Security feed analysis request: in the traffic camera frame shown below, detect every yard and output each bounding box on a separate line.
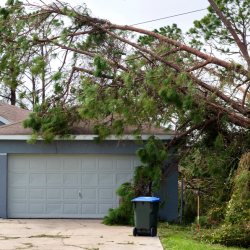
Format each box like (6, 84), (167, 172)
(158, 223), (247, 250)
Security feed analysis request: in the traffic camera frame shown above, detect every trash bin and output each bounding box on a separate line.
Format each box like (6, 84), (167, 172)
(132, 196), (160, 237)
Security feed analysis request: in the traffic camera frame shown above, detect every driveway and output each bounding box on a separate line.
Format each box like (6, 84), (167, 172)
(0, 219), (163, 250)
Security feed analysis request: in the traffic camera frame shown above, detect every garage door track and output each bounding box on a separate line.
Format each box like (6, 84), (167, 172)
(0, 219), (163, 250)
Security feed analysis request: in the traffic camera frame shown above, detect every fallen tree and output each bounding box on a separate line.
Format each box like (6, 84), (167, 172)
(1, 0), (250, 238)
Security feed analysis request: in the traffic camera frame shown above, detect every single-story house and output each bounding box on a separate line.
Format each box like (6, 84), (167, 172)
(0, 101), (178, 221)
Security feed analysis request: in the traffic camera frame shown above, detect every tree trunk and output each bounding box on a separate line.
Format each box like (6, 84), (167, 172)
(10, 88), (16, 106)
(32, 75), (35, 109)
(41, 45), (45, 103)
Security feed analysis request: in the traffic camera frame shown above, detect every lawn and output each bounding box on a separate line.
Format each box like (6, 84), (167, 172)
(158, 223), (247, 250)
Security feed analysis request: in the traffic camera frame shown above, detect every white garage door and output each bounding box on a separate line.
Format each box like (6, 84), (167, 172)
(8, 154), (140, 218)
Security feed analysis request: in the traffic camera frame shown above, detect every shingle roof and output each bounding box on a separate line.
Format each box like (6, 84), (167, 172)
(0, 121), (33, 135)
(0, 101), (177, 136)
(0, 101), (31, 123)
(70, 121), (177, 135)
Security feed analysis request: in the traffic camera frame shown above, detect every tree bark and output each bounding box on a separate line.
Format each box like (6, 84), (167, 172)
(10, 88), (16, 106)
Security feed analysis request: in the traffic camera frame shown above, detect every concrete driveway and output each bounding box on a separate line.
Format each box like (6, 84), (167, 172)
(0, 219), (163, 250)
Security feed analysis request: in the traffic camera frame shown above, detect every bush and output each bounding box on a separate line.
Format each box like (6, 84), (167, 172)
(199, 152), (250, 247)
(103, 182), (134, 226)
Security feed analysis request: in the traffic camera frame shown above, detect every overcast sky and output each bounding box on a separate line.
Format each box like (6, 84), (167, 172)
(0, 0), (209, 32)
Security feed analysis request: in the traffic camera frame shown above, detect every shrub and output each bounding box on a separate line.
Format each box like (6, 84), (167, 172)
(103, 182), (134, 226)
(199, 152), (250, 247)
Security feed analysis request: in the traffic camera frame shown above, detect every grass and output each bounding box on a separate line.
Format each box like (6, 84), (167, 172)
(158, 222), (247, 250)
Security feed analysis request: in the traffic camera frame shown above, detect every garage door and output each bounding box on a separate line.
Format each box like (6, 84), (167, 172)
(8, 154), (140, 218)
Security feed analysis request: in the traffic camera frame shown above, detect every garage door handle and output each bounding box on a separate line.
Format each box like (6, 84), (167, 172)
(79, 191), (82, 199)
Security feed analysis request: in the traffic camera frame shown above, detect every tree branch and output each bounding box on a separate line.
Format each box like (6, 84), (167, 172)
(208, 0), (250, 68)
(169, 117), (217, 147)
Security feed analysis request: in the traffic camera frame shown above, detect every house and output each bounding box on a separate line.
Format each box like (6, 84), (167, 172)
(0, 101), (178, 221)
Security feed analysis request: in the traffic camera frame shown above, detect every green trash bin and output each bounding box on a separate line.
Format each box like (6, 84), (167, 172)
(132, 197), (160, 237)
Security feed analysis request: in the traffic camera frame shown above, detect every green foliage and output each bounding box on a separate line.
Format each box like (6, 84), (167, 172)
(62, 6), (67, 13)
(0, 8), (10, 20)
(32, 34), (38, 43)
(138, 24), (182, 46)
(6, 0), (14, 6)
(159, 87), (183, 110)
(93, 55), (109, 77)
(51, 72), (62, 81)
(5, 3), (250, 244)
(103, 136), (173, 226)
(189, 0), (250, 56)
(22, 103), (78, 144)
(30, 57), (47, 76)
(159, 223), (244, 250)
(198, 152), (250, 247)
(214, 134), (224, 149)
(84, 31), (107, 48)
(103, 182), (134, 225)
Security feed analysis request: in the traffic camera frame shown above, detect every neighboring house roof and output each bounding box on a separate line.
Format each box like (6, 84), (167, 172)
(0, 101), (177, 139)
(0, 101), (31, 124)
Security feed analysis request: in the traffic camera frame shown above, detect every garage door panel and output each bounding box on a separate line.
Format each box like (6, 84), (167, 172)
(63, 173), (79, 185)
(30, 173), (45, 185)
(82, 158), (96, 170)
(30, 157), (45, 170)
(81, 188), (96, 199)
(9, 156), (28, 171)
(98, 158), (113, 170)
(12, 203), (26, 214)
(46, 173), (61, 185)
(99, 204), (113, 214)
(9, 188), (27, 200)
(64, 189), (78, 199)
(63, 157), (81, 170)
(82, 173), (97, 184)
(116, 173), (132, 185)
(30, 204), (44, 214)
(98, 174), (114, 185)
(8, 154), (138, 218)
(47, 189), (61, 199)
(46, 158), (61, 170)
(117, 158), (132, 170)
(30, 189), (44, 199)
(9, 173), (28, 186)
(82, 204), (96, 214)
(64, 204), (78, 214)
(99, 189), (113, 199)
(47, 203), (62, 214)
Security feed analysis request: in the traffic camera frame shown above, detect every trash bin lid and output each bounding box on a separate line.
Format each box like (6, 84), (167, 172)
(131, 197), (160, 202)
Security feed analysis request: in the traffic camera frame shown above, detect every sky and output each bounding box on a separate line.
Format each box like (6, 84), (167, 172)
(0, 0), (209, 32)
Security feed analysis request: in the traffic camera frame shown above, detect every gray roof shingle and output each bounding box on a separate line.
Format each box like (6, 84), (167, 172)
(0, 101), (177, 136)
(0, 101), (31, 123)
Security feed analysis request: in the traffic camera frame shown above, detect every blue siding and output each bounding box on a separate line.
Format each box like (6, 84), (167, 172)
(0, 121), (5, 126)
(154, 162), (178, 222)
(0, 154), (7, 218)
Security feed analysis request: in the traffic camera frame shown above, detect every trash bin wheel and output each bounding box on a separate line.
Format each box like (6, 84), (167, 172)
(133, 227), (137, 237)
(151, 227), (156, 237)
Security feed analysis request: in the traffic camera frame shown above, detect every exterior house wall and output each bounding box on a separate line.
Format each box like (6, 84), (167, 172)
(0, 154), (7, 218)
(154, 160), (178, 222)
(0, 140), (177, 220)
(0, 121), (5, 126)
